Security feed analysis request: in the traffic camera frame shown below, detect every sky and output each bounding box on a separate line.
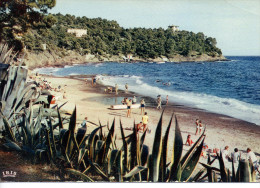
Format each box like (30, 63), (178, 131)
(49, 0), (260, 56)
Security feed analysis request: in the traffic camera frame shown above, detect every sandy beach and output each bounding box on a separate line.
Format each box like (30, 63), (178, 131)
(38, 74), (260, 176)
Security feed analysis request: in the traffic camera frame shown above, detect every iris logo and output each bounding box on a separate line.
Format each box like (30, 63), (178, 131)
(2, 170), (17, 178)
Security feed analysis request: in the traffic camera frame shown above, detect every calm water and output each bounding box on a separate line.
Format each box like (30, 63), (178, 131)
(37, 56), (260, 125)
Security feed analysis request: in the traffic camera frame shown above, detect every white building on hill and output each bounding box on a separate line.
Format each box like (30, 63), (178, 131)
(67, 29), (87, 37)
(168, 25), (179, 32)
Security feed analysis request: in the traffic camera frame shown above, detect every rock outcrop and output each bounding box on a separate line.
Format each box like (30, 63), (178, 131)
(25, 50), (227, 69)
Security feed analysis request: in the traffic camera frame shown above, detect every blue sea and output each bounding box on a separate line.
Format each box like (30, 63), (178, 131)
(36, 56), (260, 125)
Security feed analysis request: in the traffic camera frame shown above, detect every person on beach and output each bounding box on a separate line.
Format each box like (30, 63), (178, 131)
(125, 83), (128, 93)
(136, 122), (143, 132)
(132, 96), (137, 104)
(157, 95), (162, 109)
(63, 91), (67, 99)
(122, 97), (127, 105)
(57, 85), (61, 92)
(231, 148), (241, 163)
(92, 76), (96, 86)
(140, 99), (145, 115)
(185, 135), (194, 146)
(81, 117), (88, 128)
(142, 112), (149, 132)
(195, 119), (200, 135)
(246, 148), (260, 173)
(198, 120), (203, 134)
(231, 148), (241, 170)
(115, 84), (118, 95)
(222, 146), (231, 164)
(126, 99), (132, 118)
(166, 95), (169, 105)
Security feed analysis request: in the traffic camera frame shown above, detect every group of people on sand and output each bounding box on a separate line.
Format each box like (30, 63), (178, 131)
(135, 112), (149, 133)
(156, 95), (169, 110)
(185, 118), (260, 174)
(121, 96), (145, 118)
(120, 96), (149, 133)
(222, 146), (260, 172)
(195, 119), (203, 135)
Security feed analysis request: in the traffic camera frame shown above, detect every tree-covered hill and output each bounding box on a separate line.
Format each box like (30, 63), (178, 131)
(21, 13), (222, 60)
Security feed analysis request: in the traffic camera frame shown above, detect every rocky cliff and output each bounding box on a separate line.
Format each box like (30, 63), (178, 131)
(25, 50), (227, 69)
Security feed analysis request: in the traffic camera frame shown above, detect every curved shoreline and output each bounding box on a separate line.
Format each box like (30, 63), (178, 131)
(38, 74), (260, 157)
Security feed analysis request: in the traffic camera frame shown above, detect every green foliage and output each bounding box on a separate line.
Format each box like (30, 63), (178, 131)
(0, 0), (56, 51)
(2, 12), (222, 58)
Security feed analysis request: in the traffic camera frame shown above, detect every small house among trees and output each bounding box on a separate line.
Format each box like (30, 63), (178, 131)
(168, 25), (179, 32)
(67, 28), (87, 37)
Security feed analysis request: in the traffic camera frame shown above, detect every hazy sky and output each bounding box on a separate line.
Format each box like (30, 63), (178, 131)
(50, 0), (260, 56)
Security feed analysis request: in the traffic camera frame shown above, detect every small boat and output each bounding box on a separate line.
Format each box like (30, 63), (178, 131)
(110, 104), (141, 110)
(156, 61), (165, 64)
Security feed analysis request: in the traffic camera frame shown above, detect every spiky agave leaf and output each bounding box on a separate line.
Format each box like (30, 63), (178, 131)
(119, 119), (128, 172)
(180, 127), (206, 168)
(77, 148), (88, 167)
(140, 144), (149, 166)
(35, 149), (48, 163)
(65, 107), (77, 158)
(249, 159), (256, 182)
(108, 149), (119, 175)
(48, 117), (57, 157)
(159, 114), (173, 182)
(168, 115), (183, 181)
(99, 119), (104, 140)
(88, 125), (104, 161)
(45, 129), (54, 162)
(236, 159), (253, 182)
(76, 128), (87, 147)
(97, 118), (115, 165)
(180, 137), (206, 182)
(124, 166), (146, 179)
(217, 150), (228, 182)
(68, 107), (77, 135)
(0, 114), (16, 142)
(65, 168), (94, 182)
(3, 140), (22, 151)
(57, 107), (63, 130)
(190, 168), (206, 182)
(199, 162), (221, 182)
(149, 111), (163, 182)
(140, 129), (147, 150)
(197, 154), (218, 182)
(129, 121), (138, 170)
(115, 150), (123, 182)
(90, 162), (110, 181)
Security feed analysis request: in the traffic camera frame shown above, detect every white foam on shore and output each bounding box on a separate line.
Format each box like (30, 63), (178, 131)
(64, 65), (74, 68)
(97, 74), (260, 125)
(36, 67), (61, 74)
(68, 73), (79, 75)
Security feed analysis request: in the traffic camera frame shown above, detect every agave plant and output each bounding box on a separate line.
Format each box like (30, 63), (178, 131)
(0, 44), (39, 131)
(51, 108), (206, 182)
(0, 43), (69, 165)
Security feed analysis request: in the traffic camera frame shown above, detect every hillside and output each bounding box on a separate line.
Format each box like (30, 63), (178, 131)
(19, 14), (226, 67)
